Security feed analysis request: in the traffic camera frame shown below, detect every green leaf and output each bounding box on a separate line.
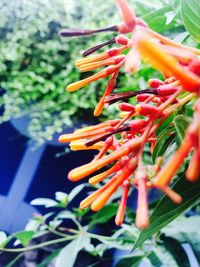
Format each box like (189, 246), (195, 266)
(55, 233), (90, 267)
(162, 216), (200, 265)
(68, 184), (85, 203)
(154, 244), (179, 267)
(174, 114), (190, 145)
(160, 235), (190, 267)
(30, 198), (58, 208)
(155, 133), (176, 163)
(37, 249), (60, 267)
(142, 5), (177, 33)
(14, 231), (34, 246)
(115, 256), (142, 267)
(89, 203), (118, 226)
(0, 231), (7, 245)
(181, 0), (200, 42)
(133, 175), (200, 250)
(147, 251), (163, 267)
(156, 114), (174, 137)
(153, 129), (175, 163)
(165, 11), (177, 25)
(55, 192), (68, 207)
(185, 233), (200, 265)
(5, 254), (24, 267)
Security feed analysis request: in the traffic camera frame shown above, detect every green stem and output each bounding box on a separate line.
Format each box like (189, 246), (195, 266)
(47, 227), (69, 238)
(0, 235), (77, 253)
(5, 253), (24, 267)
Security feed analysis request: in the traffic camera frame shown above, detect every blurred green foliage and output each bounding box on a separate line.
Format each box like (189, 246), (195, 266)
(0, 0), (193, 145)
(0, 0), (119, 144)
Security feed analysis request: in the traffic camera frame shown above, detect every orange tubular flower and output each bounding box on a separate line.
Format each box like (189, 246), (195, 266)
(135, 30), (200, 92)
(186, 149), (200, 182)
(115, 180), (130, 226)
(59, 0), (200, 228)
(153, 137), (193, 189)
(135, 169), (149, 229)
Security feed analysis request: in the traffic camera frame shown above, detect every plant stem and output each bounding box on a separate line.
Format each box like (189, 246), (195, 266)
(0, 235), (77, 253)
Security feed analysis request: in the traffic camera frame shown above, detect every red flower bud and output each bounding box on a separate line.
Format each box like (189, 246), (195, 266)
(148, 78), (164, 88)
(157, 84), (177, 96)
(119, 102), (136, 112)
(115, 35), (129, 46)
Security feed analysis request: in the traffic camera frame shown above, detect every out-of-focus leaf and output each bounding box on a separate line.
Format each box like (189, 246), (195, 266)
(55, 192), (67, 201)
(160, 235), (190, 267)
(115, 256), (142, 267)
(68, 184), (85, 203)
(89, 203), (118, 226)
(133, 175), (200, 250)
(25, 218), (41, 231)
(37, 249), (60, 267)
(174, 114), (190, 145)
(55, 192), (68, 205)
(154, 244), (179, 267)
(153, 129), (175, 163)
(156, 114), (174, 136)
(162, 216), (200, 265)
(55, 233), (90, 267)
(165, 11), (177, 25)
(14, 231), (35, 246)
(181, 0), (200, 42)
(5, 253), (23, 267)
(142, 6), (177, 32)
(0, 231), (7, 245)
(30, 198), (58, 208)
(147, 251), (163, 267)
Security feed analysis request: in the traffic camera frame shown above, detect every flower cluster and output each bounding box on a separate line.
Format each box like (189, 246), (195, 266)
(59, 0), (200, 228)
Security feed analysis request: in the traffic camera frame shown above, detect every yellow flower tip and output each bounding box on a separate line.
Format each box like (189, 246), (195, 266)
(93, 102), (104, 117)
(66, 81), (83, 92)
(70, 140), (104, 151)
(58, 134), (71, 143)
(69, 140), (85, 151)
(119, 111), (129, 118)
(75, 52), (108, 67)
(79, 201), (88, 210)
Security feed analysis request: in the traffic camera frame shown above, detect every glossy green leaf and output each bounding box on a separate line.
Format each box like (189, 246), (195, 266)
(156, 114), (174, 137)
(133, 176), (200, 250)
(181, 0), (200, 42)
(174, 114), (190, 145)
(153, 129), (175, 163)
